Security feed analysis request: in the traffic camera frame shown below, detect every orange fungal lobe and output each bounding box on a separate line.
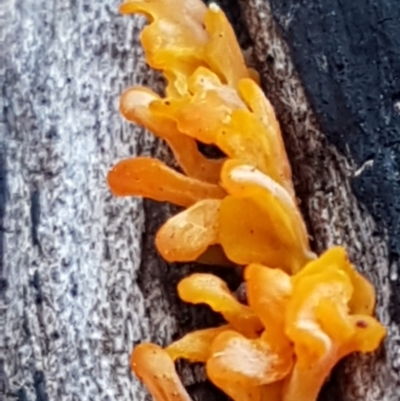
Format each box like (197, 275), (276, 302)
(155, 199), (221, 262)
(107, 157), (225, 207)
(131, 343), (193, 401)
(166, 325), (230, 363)
(178, 273), (263, 338)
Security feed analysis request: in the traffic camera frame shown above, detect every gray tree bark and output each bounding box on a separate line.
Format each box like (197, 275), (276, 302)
(1, 0), (398, 401)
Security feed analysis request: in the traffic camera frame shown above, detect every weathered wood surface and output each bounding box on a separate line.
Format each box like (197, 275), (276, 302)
(1, 2), (161, 400)
(1, 0), (399, 400)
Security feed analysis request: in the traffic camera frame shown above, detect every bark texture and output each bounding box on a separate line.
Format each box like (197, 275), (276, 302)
(2, 2), (161, 400)
(1, 0), (399, 401)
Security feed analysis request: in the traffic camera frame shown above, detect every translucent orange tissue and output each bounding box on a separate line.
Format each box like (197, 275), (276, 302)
(107, 157), (225, 207)
(149, 67), (246, 145)
(178, 273), (262, 338)
(155, 199), (221, 262)
(206, 331), (289, 401)
(166, 325), (230, 363)
(283, 249), (386, 401)
(218, 159), (314, 272)
(109, 1), (387, 401)
(131, 343), (193, 401)
(120, 0), (208, 97)
(119, 86), (223, 184)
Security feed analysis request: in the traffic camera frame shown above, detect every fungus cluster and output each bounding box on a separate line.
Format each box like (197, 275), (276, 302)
(108, 1), (386, 400)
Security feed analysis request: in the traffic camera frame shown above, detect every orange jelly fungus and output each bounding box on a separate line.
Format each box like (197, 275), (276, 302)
(107, 157), (225, 208)
(119, 86), (223, 184)
(166, 325), (230, 363)
(208, 330), (292, 387)
(131, 343), (192, 401)
(155, 199), (221, 262)
(149, 67), (246, 145)
(218, 159), (314, 272)
(109, 1), (386, 401)
(283, 249), (386, 401)
(178, 273), (263, 338)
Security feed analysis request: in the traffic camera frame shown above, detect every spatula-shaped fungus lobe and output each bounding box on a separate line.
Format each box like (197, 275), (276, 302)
(238, 78), (293, 195)
(155, 199), (221, 262)
(119, 86), (223, 184)
(204, 3), (249, 87)
(245, 264), (294, 360)
(166, 325), (230, 363)
(107, 157), (225, 207)
(120, 0), (208, 96)
(207, 331), (291, 389)
(218, 159), (315, 272)
(206, 333), (286, 401)
(178, 273), (263, 338)
(120, 1), (250, 96)
(131, 343), (193, 401)
(292, 246), (376, 315)
(283, 248), (386, 401)
(216, 109), (287, 191)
